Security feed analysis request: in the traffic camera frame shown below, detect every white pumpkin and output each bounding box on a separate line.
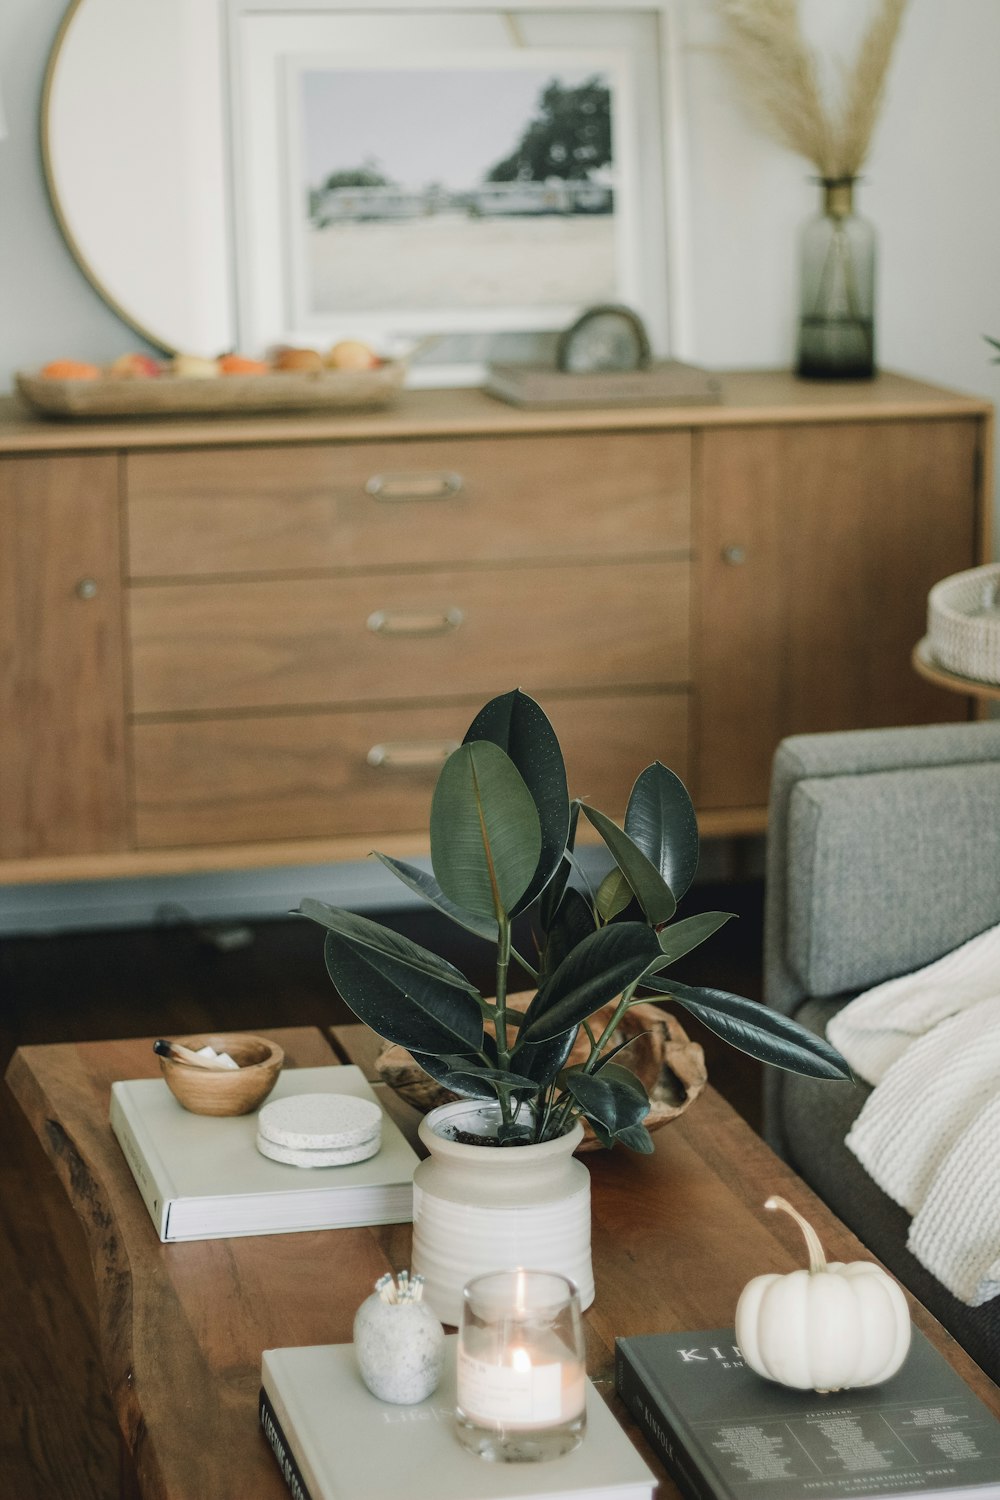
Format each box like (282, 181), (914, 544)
(735, 1195), (911, 1392)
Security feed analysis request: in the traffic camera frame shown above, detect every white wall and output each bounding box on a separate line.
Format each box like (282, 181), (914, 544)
(0, 0), (997, 931)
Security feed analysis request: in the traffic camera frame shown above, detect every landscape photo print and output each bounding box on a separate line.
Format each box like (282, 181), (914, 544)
(283, 51), (640, 335)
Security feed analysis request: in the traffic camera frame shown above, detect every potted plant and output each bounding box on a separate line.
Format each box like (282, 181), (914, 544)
(300, 689), (849, 1321)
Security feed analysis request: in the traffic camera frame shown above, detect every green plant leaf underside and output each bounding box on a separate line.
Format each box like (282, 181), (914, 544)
(581, 804), (676, 927)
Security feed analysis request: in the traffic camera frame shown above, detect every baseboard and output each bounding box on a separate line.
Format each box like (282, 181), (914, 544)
(0, 839), (756, 937)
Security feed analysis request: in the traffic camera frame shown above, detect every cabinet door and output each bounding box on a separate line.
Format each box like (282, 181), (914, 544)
(696, 419), (980, 811)
(0, 455), (128, 859)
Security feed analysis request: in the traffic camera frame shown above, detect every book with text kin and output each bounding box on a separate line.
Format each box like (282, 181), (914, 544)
(615, 1325), (1000, 1500)
(110, 1065), (417, 1242)
(261, 1337), (655, 1500)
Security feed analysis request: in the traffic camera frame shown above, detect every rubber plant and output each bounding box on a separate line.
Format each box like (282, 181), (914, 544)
(300, 690), (850, 1150)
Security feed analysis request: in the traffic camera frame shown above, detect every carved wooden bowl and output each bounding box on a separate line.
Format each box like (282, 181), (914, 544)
(374, 999), (707, 1150)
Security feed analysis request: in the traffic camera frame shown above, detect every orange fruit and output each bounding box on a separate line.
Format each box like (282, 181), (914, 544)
(41, 359), (101, 380)
(219, 354), (269, 375)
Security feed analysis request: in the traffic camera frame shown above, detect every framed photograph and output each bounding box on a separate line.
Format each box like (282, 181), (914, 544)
(228, 2), (687, 381)
(283, 51), (639, 337)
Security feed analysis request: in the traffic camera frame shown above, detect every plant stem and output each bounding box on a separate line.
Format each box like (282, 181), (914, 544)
(581, 982), (639, 1073)
(494, 915), (513, 1127)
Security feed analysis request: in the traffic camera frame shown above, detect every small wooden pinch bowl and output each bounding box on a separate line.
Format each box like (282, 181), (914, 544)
(158, 1033), (284, 1116)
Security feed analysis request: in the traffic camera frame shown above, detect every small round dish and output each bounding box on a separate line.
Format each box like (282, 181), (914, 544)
(158, 1033), (284, 1116)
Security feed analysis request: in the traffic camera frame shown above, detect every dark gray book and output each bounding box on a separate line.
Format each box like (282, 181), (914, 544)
(615, 1326), (1000, 1500)
(261, 1336), (655, 1500)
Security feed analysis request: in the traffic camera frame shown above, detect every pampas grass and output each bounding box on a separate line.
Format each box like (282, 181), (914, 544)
(717, 0), (908, 180)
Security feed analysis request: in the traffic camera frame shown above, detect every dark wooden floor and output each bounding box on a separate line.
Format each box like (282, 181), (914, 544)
(0, 880), (763, 1498)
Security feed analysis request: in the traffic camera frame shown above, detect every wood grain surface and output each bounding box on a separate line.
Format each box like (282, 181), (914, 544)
(7, 1025), (999, 1500)
(125, 431), (691, 578)
(130, 691), (689, 849)
(0, 453), (128, 859)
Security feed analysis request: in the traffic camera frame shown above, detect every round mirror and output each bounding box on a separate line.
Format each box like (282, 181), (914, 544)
(44, 0), (234, 355)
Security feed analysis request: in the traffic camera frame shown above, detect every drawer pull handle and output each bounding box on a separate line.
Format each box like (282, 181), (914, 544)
(721, 543), (747, 566)
(367, 606), (464, 638)
(367, 740), (459, 770)
(75, 577), (99, 600)
(365, 472), (464, 502)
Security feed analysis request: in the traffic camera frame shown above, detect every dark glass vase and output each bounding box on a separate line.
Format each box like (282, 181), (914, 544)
(796, 178), (876, 380)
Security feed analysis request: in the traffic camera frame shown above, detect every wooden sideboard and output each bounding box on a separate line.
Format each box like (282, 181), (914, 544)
(0, 371), (991, 885)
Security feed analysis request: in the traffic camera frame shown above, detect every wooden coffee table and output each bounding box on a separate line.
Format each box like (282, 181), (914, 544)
(6, 1026), (999, 1500)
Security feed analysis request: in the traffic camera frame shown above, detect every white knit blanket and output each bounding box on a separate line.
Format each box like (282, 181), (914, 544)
(826, 922), (1000, 1307)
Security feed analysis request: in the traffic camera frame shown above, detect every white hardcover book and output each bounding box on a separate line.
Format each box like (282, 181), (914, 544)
(260, 1337), (656, 1500)
(110, 1065), (418, 1242)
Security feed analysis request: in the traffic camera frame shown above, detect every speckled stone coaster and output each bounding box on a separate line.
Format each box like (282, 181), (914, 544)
(255, 1132), (382, 1168)
(257, 1092), (382, 1150)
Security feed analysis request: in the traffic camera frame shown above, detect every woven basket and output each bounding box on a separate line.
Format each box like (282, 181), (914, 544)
(927, 563), (1000, 684)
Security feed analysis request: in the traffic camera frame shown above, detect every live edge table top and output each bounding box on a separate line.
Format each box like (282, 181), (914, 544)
(6, 1026), (999, 1500)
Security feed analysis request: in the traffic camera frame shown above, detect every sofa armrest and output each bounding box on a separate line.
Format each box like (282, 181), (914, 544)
(765, 722), (1000, 1017)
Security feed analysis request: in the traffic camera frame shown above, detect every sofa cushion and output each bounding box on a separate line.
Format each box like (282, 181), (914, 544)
(778, 997), (1000, 1385)
(786, 763), (1000, 1000)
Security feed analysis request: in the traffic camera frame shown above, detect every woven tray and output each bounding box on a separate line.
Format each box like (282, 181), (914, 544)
(927, 563), (1000, 684)
(15, 360), (406, 419)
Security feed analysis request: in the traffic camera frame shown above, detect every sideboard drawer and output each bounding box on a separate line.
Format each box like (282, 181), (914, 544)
(131, 692), (690, 848)
(125, 431), (691, 578)
(129, 560), (688, 714)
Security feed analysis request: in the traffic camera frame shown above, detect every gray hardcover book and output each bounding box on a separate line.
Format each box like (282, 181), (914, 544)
(110, 1065), (417, 1241)
(616, 1326), (1000, 1500)
(261, 1337), (655, 1500)
(485, 361), (722, 410)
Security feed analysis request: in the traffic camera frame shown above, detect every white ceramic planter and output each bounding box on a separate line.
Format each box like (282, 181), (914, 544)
(411, 1100), (593, 1326)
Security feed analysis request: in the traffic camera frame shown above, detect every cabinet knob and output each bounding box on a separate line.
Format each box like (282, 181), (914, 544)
(75, 577), (99, 599)
(720, 544), (747, 566)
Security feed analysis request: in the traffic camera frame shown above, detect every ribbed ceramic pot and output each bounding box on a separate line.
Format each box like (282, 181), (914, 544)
(411, 1100), (593, 1326)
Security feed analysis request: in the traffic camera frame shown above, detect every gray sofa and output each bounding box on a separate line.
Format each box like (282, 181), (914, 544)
(764, 721), (1000, 1384)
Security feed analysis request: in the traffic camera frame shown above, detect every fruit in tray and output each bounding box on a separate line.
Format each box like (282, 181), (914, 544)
(325, 339), (379, 371)
(40, 359), (101, 380)
(274, 346), (324, 373)
(218, 353), (270, 375)
(171, 353), (220, 379)
(107, 352), (161, 379)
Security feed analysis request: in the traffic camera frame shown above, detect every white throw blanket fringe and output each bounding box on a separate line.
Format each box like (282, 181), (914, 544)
(826, 921), (1000, 1308)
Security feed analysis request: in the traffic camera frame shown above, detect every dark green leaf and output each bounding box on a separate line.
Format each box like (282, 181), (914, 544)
(642, 977), (853, 1080)
(655, 911), (734, 964)
(562, 1069), (651, 1133)
(589, 1061), (649, 1098)
(615, 1123), (656, 1154)
(581, 805), (676, 927)
(463, 689), (571, 914)
(518, 922), (663, 1044)
(592, 1032), (650, 1070)
(372, 853), (498, 942)
(538, 801), (581, 934)
(498, 1121), (534, 1145)
(510, 1025), (580, 1089)
(540, 887), (595, 977)
(625, 762), (699, 902)
(430, 741), (541, 921)
(415, 1051), (497, 1101)
(299, 901), (483, 1057)
(440, 1066), (539, 1095)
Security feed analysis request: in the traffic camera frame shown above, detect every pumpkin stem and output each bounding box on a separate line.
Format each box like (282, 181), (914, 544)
(765, 1195), (828, 1274)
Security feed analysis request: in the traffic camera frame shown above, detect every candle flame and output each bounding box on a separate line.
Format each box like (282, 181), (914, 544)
(511, 1345), (532, 1373)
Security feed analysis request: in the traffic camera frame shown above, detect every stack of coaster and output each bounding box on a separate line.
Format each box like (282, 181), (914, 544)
(256, 1092), (383, 1168)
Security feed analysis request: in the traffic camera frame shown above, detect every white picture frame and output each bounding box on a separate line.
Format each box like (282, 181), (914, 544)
(227, 0), (689, 382)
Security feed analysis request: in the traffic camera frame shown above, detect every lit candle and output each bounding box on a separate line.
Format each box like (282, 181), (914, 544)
(455, 1269), (587, 1461)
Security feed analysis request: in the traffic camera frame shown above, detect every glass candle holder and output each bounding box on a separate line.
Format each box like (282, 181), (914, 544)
(455, 1269), (586, 1463)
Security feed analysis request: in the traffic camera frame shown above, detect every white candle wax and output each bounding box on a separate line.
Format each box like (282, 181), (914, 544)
(457, 1341), (586, 1431)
